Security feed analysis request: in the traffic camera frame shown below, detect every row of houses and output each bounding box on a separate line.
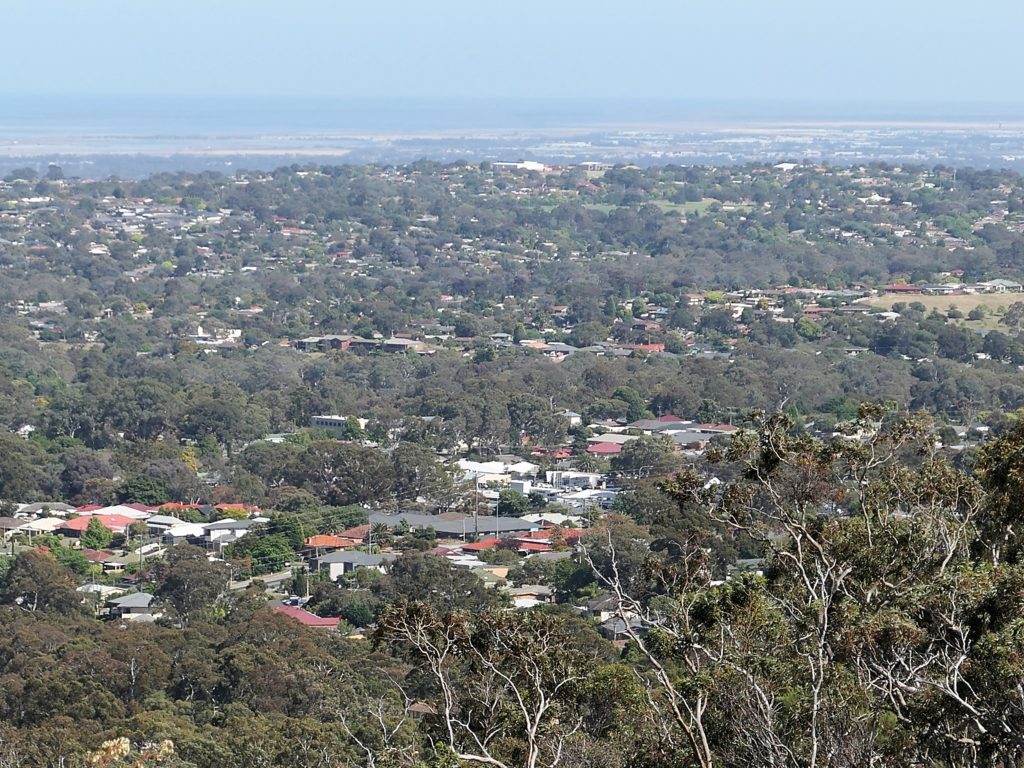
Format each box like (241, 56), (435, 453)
(292, 335), (433, 354)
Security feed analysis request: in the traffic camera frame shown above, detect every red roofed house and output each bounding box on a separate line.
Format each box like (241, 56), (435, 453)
(160, 502), (201, 513)
(123, 503), (160, 513)
(338, 524), (371, 542)
(531, 447), (572, 460)
(516, 541), (553, 554)
(587, 441), (623, 456)
(461, 538), (501, 553)
(517, 529), (584, 547)
(518, 530), (552, 541)
(302, 534), (351, 555)
(62, 514), (136, 536)
(272, 604), (341, 629)
(215, 503), (260, 514)
(82, 548), (113, 563)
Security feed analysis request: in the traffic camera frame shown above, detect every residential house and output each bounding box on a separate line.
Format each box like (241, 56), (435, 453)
(506, 584), (554, 608)
(106, 592), (159, 621)
(599, 616), (649, 642)
(310, 414), (368, 437)
(382, 337), (431, 354)
(585, 594), (633, 623)
(0, 517), (25, 540)
(145, 514), (193, 537)
(272, 604), (342, 629)
(312, 551), (395, 581)
(587, 441), (623, 456)
(17, 517), (65, 537)
(204, 517), (264, 543)
(61, 513), (136, 537)
(980, 278), (1023, 292)
(17, 501), (75, 517)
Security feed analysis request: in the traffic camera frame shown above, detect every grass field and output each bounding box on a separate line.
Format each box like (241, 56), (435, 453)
(863, 292), (1024, 331)
(863, 292), (1022, 314)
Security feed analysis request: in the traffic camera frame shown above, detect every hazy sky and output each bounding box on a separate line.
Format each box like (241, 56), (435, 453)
(3, 0), (1021, 107)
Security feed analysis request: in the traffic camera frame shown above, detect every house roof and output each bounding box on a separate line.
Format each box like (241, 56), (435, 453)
(108, 592), (155, 608)
(304, 534), (351, 549)
(17, 502), (75, 515)
(507, 584), (552, 597)
(205, 518), (261, 531)
(272, 604), (341, 627)
(517, 541), (553, 553)
(587, 442), (623, 455)
(587, 433), (638, 445)
(146, 514), (190, 527)
(337, 524), (371, 540)
(586, 594), (618, 611)
(369, 512), (535, 536)
(0, 517), (24, 531)
(19, 517), (64, 532)
(314, 551), (392, 567)
(92, 504), (151, 519)
(461, 538), (501, 552)
(122, 503), (160, 513)
(63, 514), (136, 532)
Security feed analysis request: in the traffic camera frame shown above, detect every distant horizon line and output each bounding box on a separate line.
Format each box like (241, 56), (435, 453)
(4, 94), (1024, 115)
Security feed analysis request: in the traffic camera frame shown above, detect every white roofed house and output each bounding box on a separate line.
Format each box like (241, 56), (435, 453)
(86, 504), (152, 520)
(979, 279), (1023, 292)
(18, 517), (65, 538)
(203, 517), (268, 551)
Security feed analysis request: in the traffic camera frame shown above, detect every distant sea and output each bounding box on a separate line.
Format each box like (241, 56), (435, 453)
(4, 95), (1024, 139)
(4, 96), (1024, 177)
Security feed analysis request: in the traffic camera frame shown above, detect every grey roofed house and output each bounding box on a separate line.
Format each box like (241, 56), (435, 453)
(107, 592), (157, 618)
(585, 594), (619, 616)
(628, 419), (695, 432)
(598, 616), (648, 641)
(109, 591), (155, 609)
(312, 550), (397, 580)
(0, 517), (25, 536)
(205, 518), (260, 531)
(544, 342), (579, 355)
(145, 514), (191, 530)
(314, 551), (391, 567)
(526, 550), (573, 563)
(17, 501), (76, 516)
